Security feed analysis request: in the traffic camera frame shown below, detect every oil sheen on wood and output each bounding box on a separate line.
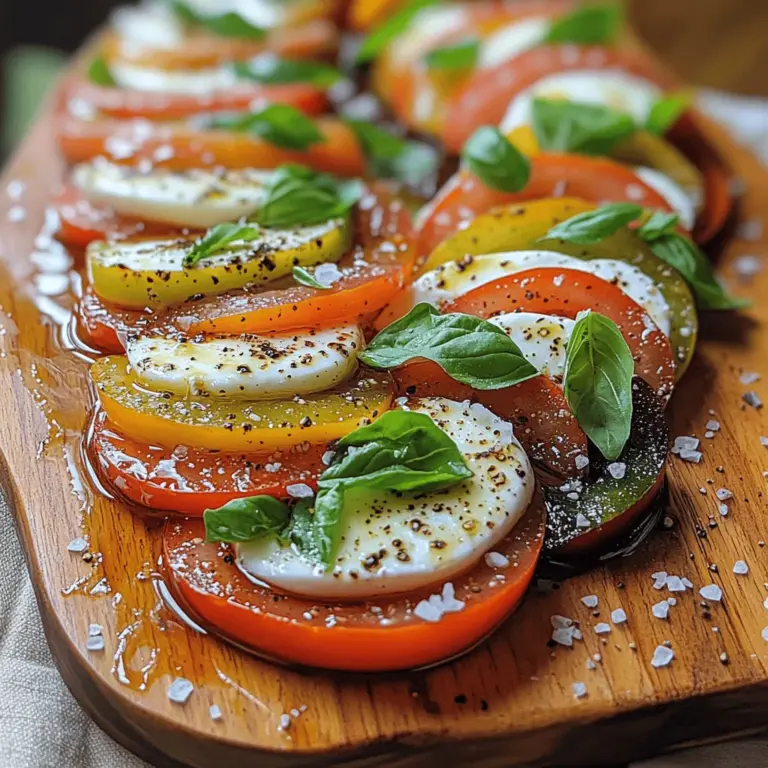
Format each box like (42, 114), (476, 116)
(0, 107), (767, 768)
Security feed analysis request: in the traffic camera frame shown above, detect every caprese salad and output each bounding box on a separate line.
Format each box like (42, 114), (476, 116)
(49, 0), (747, 672)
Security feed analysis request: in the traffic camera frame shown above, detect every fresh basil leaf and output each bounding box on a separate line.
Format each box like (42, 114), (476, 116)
(540, 203), (643, 245)
(424, 38), (479, 71)
(544, 3), (623, 45)
(636, 211), (679, 242)
(204, 495), (291, 543)
(289, 409), (473, 567)
(361, 303), (539, 390)
(184, 222), (261, 266)
(356, 0), (440, 63)
(564, 311), (634, 461)
(88, 56), (116, 87)
(646, 233), (750, 310)
(532, 98), (638, 155)
(255, 164), (364, 228)
(171, 2), (266, 39)
(646, 93), (690, 136)
(210, 104), (323, 150)
(232, 57), (343, 88)
(293, 265), (331, 290)
(346, 120), (438, 186)
(463, 126), (530, 192)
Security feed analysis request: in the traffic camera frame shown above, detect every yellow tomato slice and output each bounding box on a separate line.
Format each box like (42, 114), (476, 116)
(91, 356), (394, 452)
(87, 218), (350, 309)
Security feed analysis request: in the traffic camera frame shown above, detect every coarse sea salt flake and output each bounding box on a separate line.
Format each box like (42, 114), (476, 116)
(679, 449), (702, 463)
(168, 678), (194, 704)
(672, 436), (699, 454)
(278, 714), (292, 730)
(572, 682), (587, 699)
(651, 645), (674, 668)
(594, 622), (611, 635)
(607, 462), (626, 480)
(705, 420), (721, 432)
(67, 537), (88, 553)
(682, 577), (693, 589)
(209, 705), (222, 721)
(286, 483), (314, 499)
(733, 560), (749, 575)
(414, 600), (443, 623)
(552, 627), (575, 647)
(485, 551), (510, 569)
(652, 601), (670, 620)
(575, 454), (589, 470)
(85, 636), (105, 652)
(551, 615), (573, 629)
(581, 595), (598, 608)
(89, 623), (103, 637)
(666, 576), (686, 592)
(762, 626), (768, 642)
(761, 436), (768, 447)
(700, 584), (723, 602)
(739, 371), (760, 385)
(611, 608), (627, 625)
(576, 512), (590, 528)
(716, 488), (733, 501)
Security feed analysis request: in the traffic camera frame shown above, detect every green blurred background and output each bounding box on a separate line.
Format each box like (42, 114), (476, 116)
(1, 0), (767, 160)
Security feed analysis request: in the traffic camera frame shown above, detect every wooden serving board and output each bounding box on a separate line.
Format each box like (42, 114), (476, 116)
(1, 102), (768, 768)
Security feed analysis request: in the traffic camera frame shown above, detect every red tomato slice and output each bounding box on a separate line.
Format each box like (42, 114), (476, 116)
(392, 360), (587, 479)
(88, 412), (325, 516)
(55, 115), (367, 177)
(55, 185), (187, 248)
(446, 267), (675, 399)
(163, 498), (545, 671)
(158, 184), (415, 336)
(98, 17), (340, 71)
(62, 79), (329, 121)
(416, 157), (676, 260)
(77, 287), (147, 353)
(670, 113), (733, 243)
(442, 45), (677, 153)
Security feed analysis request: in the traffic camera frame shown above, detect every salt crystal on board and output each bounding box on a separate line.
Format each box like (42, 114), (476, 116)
(85, 636), (105, 652)
(652, 601), (670, 620)
(278, 714), (292, 731)
(651, 571), (668, 589)
(581, 595), (599, 609)
(551, 615), (573, 630)
(733, 560), (749, 575)
(594, 623), (611, 635)
(672, 436), (699, 454)
(552, 627), (575, 647)
(699, 584), (723, 602)
(167, 678), (194, 705)
(679, 449), (702, 463)
(67, 538), (88, 553)
(762, 627), (768, 642)
(666, 576), (686, 592)
(651, 645), (675, 668)
(705, 420), (721, 432)
(611, 609), (627, 625)
(572, 682), (587, 699)
(88, 623), (102, 637)
(209, 705), (222, 721)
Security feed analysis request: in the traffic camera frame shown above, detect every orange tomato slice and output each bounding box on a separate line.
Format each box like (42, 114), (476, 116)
(62, 78), (329, 121)
(56, 115), (367, 176)
(393, 360), (587, 479)
(441, 45), (677, 153)
(447, 267), (675, 400)
(88, 412), (326, 516)
(163, 497), (545, 672)
(416, 156), (677, 260)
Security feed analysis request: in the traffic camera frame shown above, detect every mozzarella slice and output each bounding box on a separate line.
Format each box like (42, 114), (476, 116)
(72, 162), (273, 228)
(478, 17), (550, 69)
(111, 4), (185, 51)
(109, 61), (240, 94)
(490, 312), (574, 381)
(634, 166), (700, 231)
(383, 250), (672, 337)
(126, 325), (363, 399)
(182, 0), (287, 29)
(500, 70), (663, 133)
(237, 397), (533, 599)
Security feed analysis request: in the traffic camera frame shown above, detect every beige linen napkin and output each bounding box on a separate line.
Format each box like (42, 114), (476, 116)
(0, 91), (765, 768)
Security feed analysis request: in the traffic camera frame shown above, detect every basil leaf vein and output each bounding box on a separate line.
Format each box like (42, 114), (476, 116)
(424, 38), (479, 71)
(463, 126), (530, 192)
(185, 222), (261, 266)
(204, 496), (291, 543)
(540, 202), (644, 244)
(543, 3), (623, 45)
(232, 57), (343, 88)
(564, 311), (634, 461)
(641, 232), (750, 310)
(356, 0), (440, 64)
(210, 104), (323, 150)
(254, 164), (364, 228)
(346, 120), (439, 186)
(532, 98), (638, 155)
(360, 303), (539, 390)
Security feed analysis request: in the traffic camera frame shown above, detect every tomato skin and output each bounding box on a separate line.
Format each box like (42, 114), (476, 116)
(447, 267), (676, 400)
(163, 498), (545, 672)
(55, 185), (185, 248)
(89, 412), (326, 516)
(62, 78), (329, 121)
(441, 45), (677, 153)
(392, 361), (587, 479)
(77, 287), (146, 354)
(55, 115), (367, 177)
(416, 158), (676, 259)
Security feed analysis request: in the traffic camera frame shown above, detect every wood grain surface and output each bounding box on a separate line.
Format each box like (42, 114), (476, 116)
(1, 78), (768, 768)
